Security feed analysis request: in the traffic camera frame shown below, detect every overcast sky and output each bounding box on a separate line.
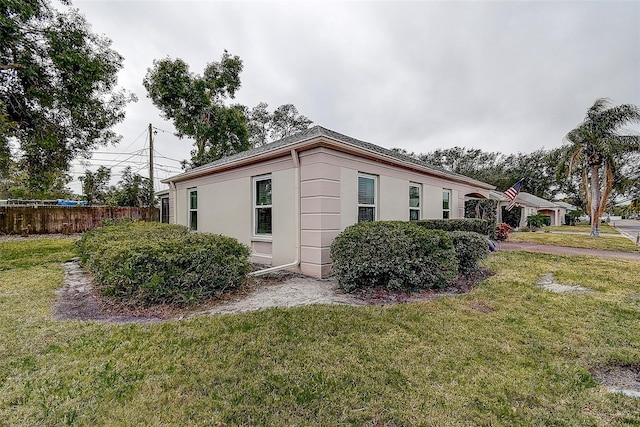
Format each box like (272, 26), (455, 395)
(68, 0), (640, 194)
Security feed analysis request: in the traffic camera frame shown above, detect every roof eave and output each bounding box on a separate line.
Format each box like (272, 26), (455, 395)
(163, 135), (495, 191)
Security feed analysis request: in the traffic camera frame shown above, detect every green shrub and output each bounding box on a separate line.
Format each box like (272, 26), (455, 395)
(415, 218), (493, 238)
(447, 231), (489, 275)
(330, 221), (458, 292)
(464, 199), (498, 238)
(526, 213), (550, 229)
(501, 206), (522, 229)
(100, 217), (139, 227)
(76, 222), (190, 264)
(76, 223), (250, 306)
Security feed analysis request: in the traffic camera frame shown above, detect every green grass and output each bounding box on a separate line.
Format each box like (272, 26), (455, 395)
(546, 222), (618, 234)
(509, 231), (640, 252)
(1, 238), (640, 425)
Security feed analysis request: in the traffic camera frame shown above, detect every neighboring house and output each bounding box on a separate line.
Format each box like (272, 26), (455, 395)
(555, 201), (578, 214)
(491, 190), (567, 227)
(162, 126), (495, 278)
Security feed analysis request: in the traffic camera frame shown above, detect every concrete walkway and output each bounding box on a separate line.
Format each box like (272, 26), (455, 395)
(499, 241), (640, 262)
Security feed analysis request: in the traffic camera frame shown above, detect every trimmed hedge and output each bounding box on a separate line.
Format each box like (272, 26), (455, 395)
(448, 231), (489, 275)
(415, 218), (493, 238)
(330, 221), (458, 292)
(75, 222), (250, 306)
(464, 199), (498, 238)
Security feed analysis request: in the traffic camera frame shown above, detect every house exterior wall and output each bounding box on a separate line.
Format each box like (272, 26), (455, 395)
(537, 208), (566, 226)
(502, 205), (566, 228)
(300, 155), (341, 277)
(270, 168), (297, 265)
(171, 155), (297, 266)
(296, 147), (488, 276)
(379, 176), (407, 220)
(167, 144), (491, 279)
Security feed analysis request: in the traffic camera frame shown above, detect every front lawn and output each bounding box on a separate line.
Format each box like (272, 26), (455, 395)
(546, 222), (618, 234)
(1, 238), (639, 425)
(508, 231), (640, 252)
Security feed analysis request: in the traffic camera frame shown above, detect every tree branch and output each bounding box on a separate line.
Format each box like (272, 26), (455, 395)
(0, 64), (24, 71)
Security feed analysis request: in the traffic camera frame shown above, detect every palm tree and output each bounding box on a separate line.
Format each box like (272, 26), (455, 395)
(563, 98), (640, 236)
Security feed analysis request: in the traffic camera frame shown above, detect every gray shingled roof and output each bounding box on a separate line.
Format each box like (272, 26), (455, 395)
(165, 125), (494, 189)
(490, 190), (562, 208)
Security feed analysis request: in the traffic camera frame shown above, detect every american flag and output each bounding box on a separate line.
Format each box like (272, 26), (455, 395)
(504, 179), (523, 211)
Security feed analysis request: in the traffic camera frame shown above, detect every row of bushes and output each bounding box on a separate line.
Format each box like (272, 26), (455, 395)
(75, 222), (250, 306)
(414, 218), (494, 237)
(76, 218), (491, 305)
(330, 221), (489, 292)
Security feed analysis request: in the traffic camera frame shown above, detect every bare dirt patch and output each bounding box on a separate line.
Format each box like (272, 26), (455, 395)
(54, 259), (164, 323)
(536, 273), (594, 294)
(349, 269), (493, 304)
(593, 364), (640, 398)
(53, 260), (491, 323)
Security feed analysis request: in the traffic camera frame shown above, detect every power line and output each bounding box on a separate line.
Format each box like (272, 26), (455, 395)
(153, 149), (184, 163)
(114, 127), (148, 159)
(152, 126), (179, 137)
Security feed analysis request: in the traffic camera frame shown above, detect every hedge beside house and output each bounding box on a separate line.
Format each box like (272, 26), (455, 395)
(448, 231), (490, 275)
(76, 222), (250, 306)
(330, 221), (458, 292)
(464, 199), (497, 238)
(415, 218), (493, 237)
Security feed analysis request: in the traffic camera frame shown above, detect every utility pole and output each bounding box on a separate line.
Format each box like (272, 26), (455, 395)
(148, 123), (154, 207)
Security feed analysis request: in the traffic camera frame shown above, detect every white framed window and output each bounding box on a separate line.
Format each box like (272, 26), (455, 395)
(409, 183), (421, 221)
(442, 189), (451, 219)
(161, 197), (169, 223)
(358, 173), (377, 222)
(253, 175), (272, 235)
(188, 189), (198, 230)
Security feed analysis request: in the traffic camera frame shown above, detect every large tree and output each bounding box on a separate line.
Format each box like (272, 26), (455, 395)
(79, 165), (111, 205)
(105, 166), (152, 207)
(417, 147), (507, 188)
(246, 102), (313, 147)
(269, 103), (313, 141)
(143, 52), (250, 168)
(416, 146), (561, 200)
(144, 53), (314, 166)
(562, 98), (640, 236)
(1, 0), (134, 194)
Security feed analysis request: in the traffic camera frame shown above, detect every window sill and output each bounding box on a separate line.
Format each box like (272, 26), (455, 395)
(251, 235), (273, 242)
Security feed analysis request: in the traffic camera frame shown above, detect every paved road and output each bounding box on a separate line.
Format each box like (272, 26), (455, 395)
(613, 219), (640, 244)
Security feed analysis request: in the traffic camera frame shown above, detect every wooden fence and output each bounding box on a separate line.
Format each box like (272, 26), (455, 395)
(0, 206), (159, 235)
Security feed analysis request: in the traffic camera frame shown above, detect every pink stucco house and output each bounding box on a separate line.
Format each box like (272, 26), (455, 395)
(161, 126), (494, 277)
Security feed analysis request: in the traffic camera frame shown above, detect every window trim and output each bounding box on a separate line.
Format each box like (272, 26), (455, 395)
(188, 188), (197, 230)
(160, 196), (169, 224)
(357, 173), (377, 223)
(253, 174), (272, 237)
(442, 189), (451, 219)
(409, 183), (421, 221)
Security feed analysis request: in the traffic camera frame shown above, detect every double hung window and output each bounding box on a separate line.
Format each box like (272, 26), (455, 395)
(442, 189), (451, 219)
(188, 189), (198, 230)
(358, 174), (377, 222)
(409, 184), (421, 220)
(254, 175), (272, 235)
(161, 197), (169, 223)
